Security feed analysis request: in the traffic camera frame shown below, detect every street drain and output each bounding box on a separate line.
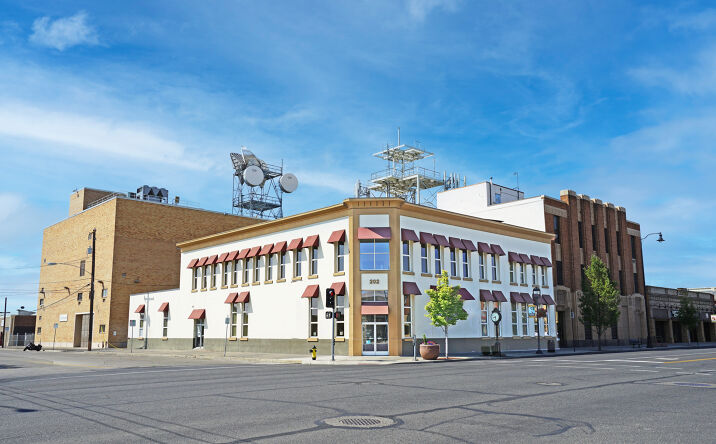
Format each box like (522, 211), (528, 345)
(322, 415), (397, 429)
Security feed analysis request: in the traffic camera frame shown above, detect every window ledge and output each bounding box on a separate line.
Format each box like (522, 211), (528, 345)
(450, 276), (461, 280)
(333, 271), (346, 276)
(308, 275), (319, 280)
(434, 274), (442, 278)
(542, 285), (549, 288)
(229, 337), (237, 341)
(252, 282), (260, 286)
(230, 284), (238, 288)
(241, 283), (250, 287)
(276, 279), (287, 283)
(161, 337), (168, 341)
(520, 284), (529, 287)
(200, 289), (207, 292)
(493, 280), (502, 284)
(307, 337), (319, 342)
(420, 273), (433, 277)
(239, 337), (248, 341)
(463, 278), (473, 282)
(402, 271), (415, 276)
(191, 289), (198, 293)
(210, 287), (217, 291)
(221, 285), (228, 289)
(292, 277), (303, 282)
(478, 279), (488, 283)
(334, 337), (345, 342)
(264, 280), (273, 285)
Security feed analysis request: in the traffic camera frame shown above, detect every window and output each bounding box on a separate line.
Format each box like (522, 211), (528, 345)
(280, 251), (287, 279)
(212, 264), (219, 288)
(490, 254), (499, 281)
(553, 216), (561, 244)
(99, 324), (106, 333)
(253, 257), (260, 282)
(519, 263), (526, 284)
(480, 301), (489, 336)
(479, 253), (486, 280)
(39, 315), (42, 320)
(541, 266), (547, 286)
(494, 193), (501, 203)
(241, 303), (249, 337)
(511, 302), (519, 336)
(359, 240), (389, 270)
(633, 272), (639, 293)
(232, 260), (239, 285)
(611, 322), (618, 340)
(592, 225), (597, 250)
(79, 260), (86, 277)
(531, 265), (537, 285)
(420, 243), (429, 273)
(521, 303), (528, 335)
(402, 294), (412, 338)
(39, 298), (44, 307)
(509, 262), (516, 284)
(542, 305), (550, 336)
(309, 298), (318, 337)
(630, 236), (637, 259)
(556, 261), (564, 286)
(336, 294), (345, 337)
(223, 261), (231, 286)
(605, 228), (610, 253)
(434, 246), (442, 275)
(230, 303), (238, 337)
(310, 247), (319, 275)
(267, 254), (274, 281)
(294, 249), (303, 277)
(336, 242), (346, 273)
(162, 311), (168, 337)
(192, 268), (199, 290)
(243, 259), (250, 284)
(578, 221), (583, 248)
(232, 302), (248, 337)
(139, 314), (145, 337)
(77, 292), (83, 302)
(101, 288), (108, 298)
(450, 248), (458, 277)
(616, 234), (622, 256)
(361, 290), (388, 302)
(37, 327), (42, 334)
(202, 265), (209, 289)
(402, 241), (411, 272)
(462, 250), (470, 278)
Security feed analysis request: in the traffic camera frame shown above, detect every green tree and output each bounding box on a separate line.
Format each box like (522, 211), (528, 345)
(675, 296), (700, 347)
(578, 255), (620, 350)
(425, 271), (468, 358)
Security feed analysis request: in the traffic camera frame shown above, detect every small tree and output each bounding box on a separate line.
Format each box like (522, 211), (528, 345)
(425, 271), (468, 358)
(578, 255), (620, 351)
(675, 296), (700, 347)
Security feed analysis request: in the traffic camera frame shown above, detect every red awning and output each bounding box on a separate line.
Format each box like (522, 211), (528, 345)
(237, 249), (250, 259)
(490, 244), (506, 256)
(288, 238), (303, 250)
(540, 257), (553, 267)
(433, 234), (450, 247)
(236, 291), (250, 303)
(259, 244), (274, 256)
(226, 250), (240, 262)
(328, 229), (346, 243)
(520, 293), (534, 304)
(157, 302), (169, 312)
(302, 284), (319, 298)
(247, 246), (261, 258)
(492, 290), (507, 302)
(530, 255), (545, 266)
(357, 227), (391, 240)
(477, 242), (493, 254)
(401, 229), (419, 242)
(206, 255), (218, 265)
(361, 302), (389, 315)
(196, 257), (208, 267)
(458, 288), (475, 301)
(303, 235), (319, 248)
(402, 281), (421, 295)
(134, 304), (145, 313)
(449, 237), (466, 249)
(217, 252), (229, 263)
(510, 292), (522, 303)
(224, 292), (238, 304)
(271, 241), (287, 253)
(186, 258), (198, 269)
(479, 289), (495, 302)
(419, 232), (437, 245)
(519, 254), (532, 264)
(188, 309), (205, 320)
(541, 294), (556, 305)
(329, 282), (346, 295)
(462, 240), (477, 251)
(508, 252), (523, 263)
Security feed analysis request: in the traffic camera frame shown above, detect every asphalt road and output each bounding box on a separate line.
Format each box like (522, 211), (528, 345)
(1, 348), (715, 443)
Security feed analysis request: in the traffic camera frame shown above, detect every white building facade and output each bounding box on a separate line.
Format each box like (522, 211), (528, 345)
(129, 198), (556, 356)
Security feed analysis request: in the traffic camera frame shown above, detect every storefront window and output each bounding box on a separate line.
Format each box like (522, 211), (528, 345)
(420, 243), (429, 273)
(361, 290), (388, 302)
(403, 294), (412, 338)
(360, 240), (389, 270)
(480, 301), (488, 336)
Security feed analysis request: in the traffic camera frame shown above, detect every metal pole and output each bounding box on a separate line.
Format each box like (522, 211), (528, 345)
(87, 229), (96, 351)
(536, 316), (542, 354)
(331, 307), (335, 361)
(224, 316), (229, 357)
(53, 325), (57, 350)
(2, 297), (6, 348)
(572, 310), (576, 352)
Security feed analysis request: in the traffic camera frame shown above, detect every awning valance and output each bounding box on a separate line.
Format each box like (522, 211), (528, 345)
(540, 257), (553, 267)
(530, 255), (545, 266)
(458, 288), (475, 301)
(433, 234), (450, 247)
(247, 246), (261, 258)
(492, 290), (507, 303)
(519, 253), (532, 264)
(157, 302), (169, 312)
(477, 242), (493, 254)
(490, 244), (506, 256)
(303, 235), (319, 248)
(196, 257), (208, 267)
(134, 304), (145, 313)
(541, 294), (556, 305)
(419, 232), (437, 245)
(357, 227), (391, 240)
(449, 237), (466, 250)
(225, 292), (238, 304)
(330, 282), (346, 295)
(259, 244), (274, 256)
(271, 241), (287, 253)
(206, 255), (218, 265)
(402, 281), (421, 295)
(226, 250), (240, 261)
(479, 289), (495, 302)
(237, 249), (250, 259)
(361, 302), (388, 315)
(188, 309), (205, 320)
(401, 228), (419, 242)
(288, 238), (303, 250)
(508, 252), (523, 263)
(236, 291), (250, 303)
(328, 229), (346, 243)
(462, 240), (477, 251)
(510, 292), (523, 303)
(217, 252), (229, 263)
(302, 284), (319, 298)
(186, 258), (198, 269)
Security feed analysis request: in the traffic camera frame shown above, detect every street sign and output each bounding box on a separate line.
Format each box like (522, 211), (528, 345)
(527, 305), (537, 317)
(53, 323), (58, 329)
(570, 311), (575, 319)
(711, 314), (716, 322)
(225, 316), (230, 325)
(129, 320), (136, 327)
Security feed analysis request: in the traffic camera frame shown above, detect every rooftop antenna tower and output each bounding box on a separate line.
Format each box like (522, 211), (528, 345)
(356, 128), (452, 207)
(230, 147), (298, 219)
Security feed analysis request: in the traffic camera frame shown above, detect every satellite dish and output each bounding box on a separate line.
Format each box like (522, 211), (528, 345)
(243, 165), (265, 187)
(279, 173), (298, 193)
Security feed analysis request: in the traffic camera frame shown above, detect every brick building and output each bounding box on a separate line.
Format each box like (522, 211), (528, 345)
(438, 182), (647, 347)
(647, 286), (715, 344)
(35, 187), (257, 348)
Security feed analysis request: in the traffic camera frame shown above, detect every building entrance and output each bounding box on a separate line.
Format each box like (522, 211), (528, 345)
(73, 314), (89, 348)
(193, 319), (205, 348)
(362, 315), (388, 355)
(672, 321), (683, 343)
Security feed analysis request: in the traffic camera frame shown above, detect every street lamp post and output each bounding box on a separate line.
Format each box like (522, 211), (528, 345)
(641, 232), (665, 349)
(533, 286), (543, 354)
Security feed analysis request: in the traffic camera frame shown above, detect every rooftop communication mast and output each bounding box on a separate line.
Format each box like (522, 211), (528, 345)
(231, 147), (298, 219)
(356, 129), (459, 207)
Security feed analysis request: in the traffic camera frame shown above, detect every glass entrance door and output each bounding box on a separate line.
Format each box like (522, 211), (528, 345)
(362, 315), (389, 355)
(194, 319), (205, 348)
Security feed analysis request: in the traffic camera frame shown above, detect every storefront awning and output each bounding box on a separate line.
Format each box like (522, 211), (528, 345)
(492, 290), (507, 303)
(259, 244), (274, 256)
(330, 282), (346, 295)
(303, 235), (319, 248)
(357, 227), (391, 240)
(479, 289), (495, 302)
(361, 302), (388, 315)
(236, 291), (250, 303)
(188, 309), (205, 320)
(271, 241), (287, 254)
(508, 252), (523, 263)
(206, 255), (218, 265)
(246, 246), (261, 258)
(510, 292), (523, 303)
(530, 255), (545, 266)
(186, 258), (198, 269)
(462, 239), (477, 251)
(419, 232), (437, 245)
(490, 244), (506, 256)
(157, 302), (169, 312)
(302, 284), (319, 298)
(218, 252), (229, 263)
(541, 294), (556, 305)
(196, 257), (208, 267)
(433, 234), (450, 247)
(477, 242), (493, 254)
(288, 238), (303, 250)
(134, 304), (145, 313)
(226, 250), (240, 262)
(237, 249), (250, 259)
(520, 293), (533, 304)
(225, 292), (238, 304)
(401, 228), (419, 242)
(540, 257), (553, 267)
(519, 254), (532, 264)
(402, 281), (421, 295)
(328, 229), (346, 243)
(458, 288), (475, 301)
(449, 237), (466, 250)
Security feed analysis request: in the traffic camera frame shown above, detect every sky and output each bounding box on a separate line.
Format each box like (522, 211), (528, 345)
(1, 1), (715, 312)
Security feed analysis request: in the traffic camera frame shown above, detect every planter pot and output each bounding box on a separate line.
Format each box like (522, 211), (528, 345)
(420, 344), (440, 360)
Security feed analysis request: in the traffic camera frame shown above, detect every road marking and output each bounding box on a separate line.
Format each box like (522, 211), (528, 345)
(4, 365), (242, 383)
(665, 357), (716, 364)
(631, 369), (658, 372)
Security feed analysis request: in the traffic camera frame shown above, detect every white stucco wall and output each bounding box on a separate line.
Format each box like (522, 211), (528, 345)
(438, 189), (547, 232)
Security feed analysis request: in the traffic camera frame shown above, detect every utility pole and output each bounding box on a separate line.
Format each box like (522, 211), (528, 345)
(2, 297), (6, 348)
(87, 229), (96, 351)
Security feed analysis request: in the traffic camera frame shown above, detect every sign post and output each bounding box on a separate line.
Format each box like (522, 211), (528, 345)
(129, 320), (136, 353)
(224, 316), (230, 357)
(53, 323), (58, 350)
(491, 308), (502, 357)
(326, 287), (336, 362)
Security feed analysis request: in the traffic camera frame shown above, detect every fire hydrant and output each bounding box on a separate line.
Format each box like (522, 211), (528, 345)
(310, 345), (317, 360)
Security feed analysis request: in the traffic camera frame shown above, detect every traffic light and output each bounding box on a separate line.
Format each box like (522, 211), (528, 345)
(326, 287), (335, 309)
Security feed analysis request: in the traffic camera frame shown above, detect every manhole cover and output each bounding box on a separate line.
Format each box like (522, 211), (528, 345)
(323, 415), (397, 429)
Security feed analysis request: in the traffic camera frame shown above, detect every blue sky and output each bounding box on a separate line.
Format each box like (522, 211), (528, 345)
(1, 1), (715, 311)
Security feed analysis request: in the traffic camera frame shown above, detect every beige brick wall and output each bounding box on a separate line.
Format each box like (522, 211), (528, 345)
(69, 188), (116, 217)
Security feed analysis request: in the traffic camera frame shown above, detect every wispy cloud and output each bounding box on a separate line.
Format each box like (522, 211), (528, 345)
(629, 46), (716, 95)
(667, 8), (716, 31)
(29, 11), (99, 51)
(406, 0), (461, 23)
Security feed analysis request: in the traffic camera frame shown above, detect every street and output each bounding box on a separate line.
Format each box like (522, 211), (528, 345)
(0, 348), (715, 443)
